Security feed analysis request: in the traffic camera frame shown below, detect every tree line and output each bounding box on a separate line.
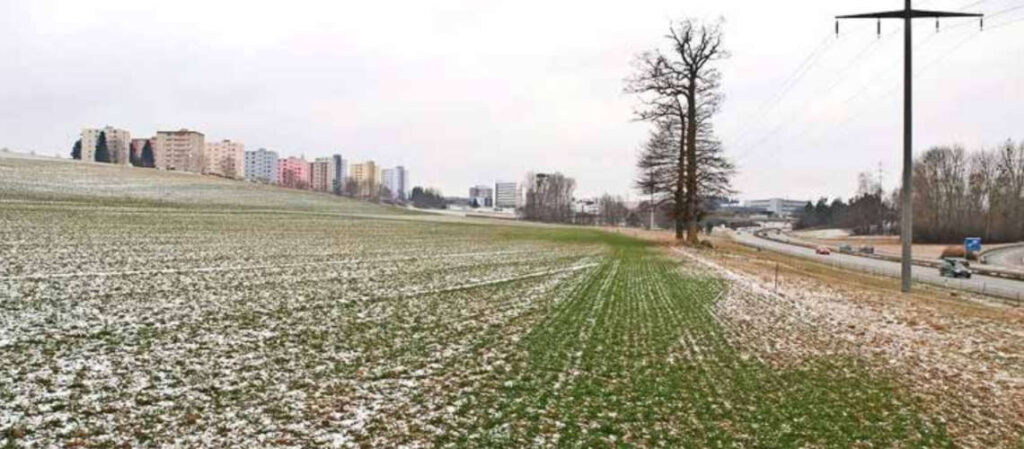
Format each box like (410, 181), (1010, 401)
(911, 141), (1024, 243)
(626, 18), (734, 243)
(796, 140), (1024, 244)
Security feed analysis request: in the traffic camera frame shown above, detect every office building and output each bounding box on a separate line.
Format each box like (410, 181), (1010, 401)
(743, 198), (809, 217)
(244, 148), (278, 184)
(469, 185), (493, 208)
(154, 129), (205, 173)
(204, 140), (245, 179)
(495, 182), (518, 208)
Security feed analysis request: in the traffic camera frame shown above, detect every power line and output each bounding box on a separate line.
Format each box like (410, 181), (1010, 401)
(835, 0), (983, 293)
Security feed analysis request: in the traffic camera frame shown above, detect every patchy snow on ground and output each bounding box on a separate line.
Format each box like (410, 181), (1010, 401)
(677, 247), (1024, 448)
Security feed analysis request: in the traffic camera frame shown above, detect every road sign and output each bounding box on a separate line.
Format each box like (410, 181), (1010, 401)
(965, 237), (982, 252)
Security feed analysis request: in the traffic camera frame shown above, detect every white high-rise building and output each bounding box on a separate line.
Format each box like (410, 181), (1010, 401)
(495, 182), (518, 209)
(382, 166), (409, 201)
(80, 126), (131, 164)
(204, 140), (245, 179)
(244, 148), (278, 184)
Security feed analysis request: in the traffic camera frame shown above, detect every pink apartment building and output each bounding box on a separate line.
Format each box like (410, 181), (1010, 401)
(277, 156), (310, 189)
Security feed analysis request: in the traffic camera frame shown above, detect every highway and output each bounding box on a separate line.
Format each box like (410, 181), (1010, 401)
(731, 231), (1024, 304)
(984, 244), (1024, 269)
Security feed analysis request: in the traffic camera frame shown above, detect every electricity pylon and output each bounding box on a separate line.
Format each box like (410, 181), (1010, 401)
(836, 1), (982, 293)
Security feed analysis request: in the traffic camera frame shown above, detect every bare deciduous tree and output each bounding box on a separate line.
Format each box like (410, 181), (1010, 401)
(626, 18), (733, 243)
(522, 172), (575, 223)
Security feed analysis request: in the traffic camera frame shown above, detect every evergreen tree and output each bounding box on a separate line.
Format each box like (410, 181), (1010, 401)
(141, 141), (155, 168)
(71, 139), (82, 160)
(95, 131), (110, 163)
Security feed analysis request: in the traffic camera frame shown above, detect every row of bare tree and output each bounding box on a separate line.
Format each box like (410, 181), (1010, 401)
(521, 172), (576, 223)
(626, 19), (735, 243)
(912, 141), (1024, 243)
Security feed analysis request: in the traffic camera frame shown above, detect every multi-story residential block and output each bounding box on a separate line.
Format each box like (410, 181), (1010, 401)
(350, 161), (379, 197)
(244, 148), (278, 184)
(332, 154), (346, 193)
(277, 156), (310, 189)
(204, 139), (245, 179)
(495, 181), (518, 209)
(382, 166), (409, 201)
(469, 185), (493, 208)
(310, 157), (336, 192)
(81, 126), (131, 164)
(154, 129), (205, 173)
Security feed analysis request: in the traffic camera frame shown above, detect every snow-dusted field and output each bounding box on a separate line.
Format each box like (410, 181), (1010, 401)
(2, 155), (1021, 447)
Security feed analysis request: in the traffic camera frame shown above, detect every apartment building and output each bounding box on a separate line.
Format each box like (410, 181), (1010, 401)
(349, 161), (379, 197)
(277, 156), (310, 189)
(381, 166), (408, 201)
(80, 126), (131, 164)
(310, 157), (336, 192)
(244, 148), (278, 184)
(332, 154), (347, 193)
(154, 129), (205, 173)
(204, 140), (245, 179)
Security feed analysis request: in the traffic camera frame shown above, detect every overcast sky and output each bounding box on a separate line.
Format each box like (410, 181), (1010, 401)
(2, 0), (1021, 200)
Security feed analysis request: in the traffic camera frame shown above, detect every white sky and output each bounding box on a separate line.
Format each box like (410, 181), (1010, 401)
(2, 0), (1021, 201)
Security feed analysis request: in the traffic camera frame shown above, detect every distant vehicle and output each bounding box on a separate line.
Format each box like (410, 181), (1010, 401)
(838, 244), (854, 255)
(815, 246), (831, 255)
(858, 245), (875, 255)
(939, 258), (972, 279)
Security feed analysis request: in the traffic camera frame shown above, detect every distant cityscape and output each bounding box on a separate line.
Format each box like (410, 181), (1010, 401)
(59, 125), (809, 223)
(66, 125), (530, 211)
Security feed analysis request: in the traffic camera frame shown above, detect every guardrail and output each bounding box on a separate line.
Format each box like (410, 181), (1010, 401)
(754, 230), (1024, 281)
(743, 229), (1023, 306)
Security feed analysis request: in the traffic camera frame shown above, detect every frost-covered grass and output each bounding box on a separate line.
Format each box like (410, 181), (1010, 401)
(0, 156), (973, 447)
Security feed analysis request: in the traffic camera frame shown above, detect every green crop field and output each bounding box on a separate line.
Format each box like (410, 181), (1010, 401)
(0, 155), (1010, 447)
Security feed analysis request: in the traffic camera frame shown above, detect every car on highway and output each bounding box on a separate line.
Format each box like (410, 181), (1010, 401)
(939, 258), (972, 279)
(839, 244), (854, 255)
(815, 246), (831, 255)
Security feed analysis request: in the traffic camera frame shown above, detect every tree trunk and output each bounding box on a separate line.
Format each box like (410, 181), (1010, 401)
(685, 81), (700, 244)
(675, 113), (688, 240)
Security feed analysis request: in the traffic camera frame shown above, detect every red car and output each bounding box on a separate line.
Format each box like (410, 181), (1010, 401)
(815, 246), (831, 255)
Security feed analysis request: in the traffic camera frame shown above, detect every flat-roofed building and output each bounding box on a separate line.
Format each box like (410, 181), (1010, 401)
(743, 198), (809, 217)
(244, 148), (278, 184)
(155, 129), (205, 173)
(332, 154), (346, 193)
(382, 166), (408, 201)
(469, 185), (493, 208)
(81, 126), (131, 165)
(350, 161), (379, 197)
(204, 140), (245, 179)
(277, 156), (310, 189)
(310, 157), (336, 192)
(495, 181), (518, 208)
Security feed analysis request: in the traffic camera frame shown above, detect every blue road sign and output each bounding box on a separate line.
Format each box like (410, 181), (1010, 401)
(965, 237), (982, 252)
